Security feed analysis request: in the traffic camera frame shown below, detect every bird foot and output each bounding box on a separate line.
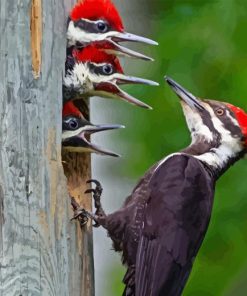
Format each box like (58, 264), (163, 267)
(70, 196), (96, 227)
(85, 179), (106, 227)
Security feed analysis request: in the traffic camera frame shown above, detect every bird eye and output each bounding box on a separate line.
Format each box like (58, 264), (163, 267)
(97, 21), (108, 33)
(216, 108), (225, 116)
(68, 118), (79, 130)
(102, 64), (114, 75)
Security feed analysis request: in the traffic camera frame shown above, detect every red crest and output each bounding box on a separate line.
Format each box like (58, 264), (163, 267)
(73, 45), (124, 74)
(70, 0), (124, 32)
(227, 103), (247, 143)
(63, 101), (82, 118)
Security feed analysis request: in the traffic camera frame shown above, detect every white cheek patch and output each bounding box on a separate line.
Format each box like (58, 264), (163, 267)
(182, 103), (213, 143)
(64, 63), (93, 94)
(64, 61), (119, 96)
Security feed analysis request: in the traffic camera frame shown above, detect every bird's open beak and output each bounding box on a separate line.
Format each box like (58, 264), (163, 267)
(81, 124), (124, 157)
(110, 31), (158, 46)
(93, 82), (153, 109)
(101, 39), (154, 61)
(165, 76), (205, 111)
(62, 124), (124, 157)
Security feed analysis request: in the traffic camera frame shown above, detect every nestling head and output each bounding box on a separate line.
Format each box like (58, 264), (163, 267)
(67, 0), (157, 59)
(63, 45), (158, 109)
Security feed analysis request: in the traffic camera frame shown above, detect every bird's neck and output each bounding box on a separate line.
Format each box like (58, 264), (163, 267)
(182, 140), (244, 179)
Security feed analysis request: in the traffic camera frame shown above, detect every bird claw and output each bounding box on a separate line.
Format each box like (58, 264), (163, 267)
(85, 179), (106, 220)
(86, 179), (103, 194)
(70, 197), (89, 227)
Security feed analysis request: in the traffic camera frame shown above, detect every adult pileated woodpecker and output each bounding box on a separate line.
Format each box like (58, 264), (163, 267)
(67, 0), (157, 61)
(64, 45), (158, 109)
(73, 77), (247, 296)
(62, 101), (124, 157)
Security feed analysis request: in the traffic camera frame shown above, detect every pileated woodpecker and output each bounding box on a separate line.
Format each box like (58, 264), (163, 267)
(64, 45), (158, 109)
(62, 101), (124, 157)
(73, 77), (247, 295)
(67, 0), (157, 61)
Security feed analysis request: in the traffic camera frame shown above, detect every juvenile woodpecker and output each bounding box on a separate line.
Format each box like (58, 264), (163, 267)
(67, 0), (158, 61)
(64, 45), (158, 109)
(62, 101), (124, 157)
(74, 77), (247, 295)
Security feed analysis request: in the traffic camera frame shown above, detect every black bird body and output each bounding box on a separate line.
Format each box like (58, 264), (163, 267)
(77, 77), (247, 296)
(99, 153), (215, 296)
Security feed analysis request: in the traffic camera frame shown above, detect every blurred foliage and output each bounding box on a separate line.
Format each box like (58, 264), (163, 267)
(108, 0), (247, 295)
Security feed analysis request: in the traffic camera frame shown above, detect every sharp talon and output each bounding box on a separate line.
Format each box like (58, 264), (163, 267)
(85, 189), (96, 194)
(87, 179), (102, 187)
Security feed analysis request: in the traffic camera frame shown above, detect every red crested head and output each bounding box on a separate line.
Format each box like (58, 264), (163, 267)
(73, 45), (124, 73)
(227, 103), (247, 144)
(63, 101), (82, 118)
(70, 0), (124, 32)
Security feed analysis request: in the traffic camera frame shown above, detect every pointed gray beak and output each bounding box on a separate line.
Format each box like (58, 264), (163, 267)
(93, 82), (153, 109)
(165, 76), (205, 111)
(103, 39), (154, 61)
(112, 32), (158, 46)
(115, 74), (159, 86)
(83, 124), (125, 134)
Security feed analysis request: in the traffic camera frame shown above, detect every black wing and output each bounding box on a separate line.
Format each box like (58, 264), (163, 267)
(135, 154), (215, 296)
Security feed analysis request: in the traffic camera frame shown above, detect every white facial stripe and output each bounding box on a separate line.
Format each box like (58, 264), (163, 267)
(62, 126), (87, 140)
(194, 104), (242, 169)
(80, 18), (105, 25)
(226, 110), (240, 127)
(91, 62), (110, 67)
(207, 105), (241, 147)
(67, 21), (120, 46)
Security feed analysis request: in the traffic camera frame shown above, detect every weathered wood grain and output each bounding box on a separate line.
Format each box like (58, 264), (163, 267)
(0, 0), (94, 295)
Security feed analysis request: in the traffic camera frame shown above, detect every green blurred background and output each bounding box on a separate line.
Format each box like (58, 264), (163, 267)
(92, 0), (247, 295)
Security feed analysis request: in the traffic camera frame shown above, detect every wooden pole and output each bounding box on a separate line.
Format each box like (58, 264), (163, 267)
(0, 0), (94, 295)
(62, 98), (94, 296)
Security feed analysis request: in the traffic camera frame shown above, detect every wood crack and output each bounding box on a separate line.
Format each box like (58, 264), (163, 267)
(30, 0), (42, 79)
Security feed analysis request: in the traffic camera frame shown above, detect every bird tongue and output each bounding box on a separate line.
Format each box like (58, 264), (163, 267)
(94, 82), (152, 109)
(95, 82), (118, 94)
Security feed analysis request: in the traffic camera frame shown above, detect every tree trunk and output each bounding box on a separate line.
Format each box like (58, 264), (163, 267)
(0, 0), (94, 295)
